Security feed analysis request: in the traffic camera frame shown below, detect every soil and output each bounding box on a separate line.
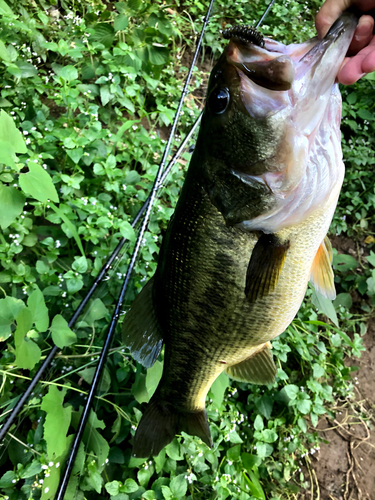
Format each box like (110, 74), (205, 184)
(300, 235), (375, 500)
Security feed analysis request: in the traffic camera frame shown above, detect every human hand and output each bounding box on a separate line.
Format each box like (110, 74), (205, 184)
(315, 0), (375, 84)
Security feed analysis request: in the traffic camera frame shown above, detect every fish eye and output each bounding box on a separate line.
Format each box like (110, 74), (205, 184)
(208, 88), (230, 114)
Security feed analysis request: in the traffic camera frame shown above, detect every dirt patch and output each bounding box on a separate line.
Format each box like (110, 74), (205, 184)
(304, 321), (375, 500)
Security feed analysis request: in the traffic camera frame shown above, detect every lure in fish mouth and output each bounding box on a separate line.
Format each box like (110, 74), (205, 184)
(123, 13), (358, 458)
(200, 12), (357, 231)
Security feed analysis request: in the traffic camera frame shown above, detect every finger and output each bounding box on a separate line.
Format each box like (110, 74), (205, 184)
(315, 0), (353, 39)
(338, 57), (365, 84)
(337, 38), (375, 84)
(348, 15), (374, 54)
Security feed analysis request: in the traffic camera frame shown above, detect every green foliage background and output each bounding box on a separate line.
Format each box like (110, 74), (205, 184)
(0, 0), (374, 499)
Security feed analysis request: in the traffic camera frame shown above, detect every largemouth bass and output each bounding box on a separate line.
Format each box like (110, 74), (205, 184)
(123, 12), (357, 457)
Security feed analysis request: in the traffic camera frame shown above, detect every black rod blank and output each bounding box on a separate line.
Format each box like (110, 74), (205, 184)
(0, 112), (202, 445)
(55, 3), (214, 497)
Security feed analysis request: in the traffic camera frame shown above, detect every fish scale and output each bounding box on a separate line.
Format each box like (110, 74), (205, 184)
(122, 11), (358, 457)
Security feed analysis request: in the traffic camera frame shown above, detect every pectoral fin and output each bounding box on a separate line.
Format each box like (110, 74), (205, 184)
(122, 277), (164, 368)
(310, 236), (336, 300)
(225, 342), (277, 384)
(245, 233), (289, 303)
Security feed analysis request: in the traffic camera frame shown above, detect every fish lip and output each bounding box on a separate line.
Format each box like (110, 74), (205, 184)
(299, 11), (358, 67)
(224, 11), (357, 92)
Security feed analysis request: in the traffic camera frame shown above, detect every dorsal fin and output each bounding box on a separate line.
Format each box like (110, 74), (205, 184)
(225, 342), (277, 384)
(310, 236), (336, 300)
(122, 277), (164, 368)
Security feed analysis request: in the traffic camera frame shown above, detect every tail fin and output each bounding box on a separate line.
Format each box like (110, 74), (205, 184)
(132, 397), (213, 457)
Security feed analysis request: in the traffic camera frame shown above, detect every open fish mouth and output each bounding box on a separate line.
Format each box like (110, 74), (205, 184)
(225, 12), (358, 106)
(204, 12), (358, 232)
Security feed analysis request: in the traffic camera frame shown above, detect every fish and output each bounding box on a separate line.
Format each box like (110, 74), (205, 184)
(122, 12), (358, 458)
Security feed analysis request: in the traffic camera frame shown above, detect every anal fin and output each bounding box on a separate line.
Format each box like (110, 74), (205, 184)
(245, 233), (289, 303)
(122, 277), (164, 368)
(225, 342), (277, 385)
(310, 236), (336, 300)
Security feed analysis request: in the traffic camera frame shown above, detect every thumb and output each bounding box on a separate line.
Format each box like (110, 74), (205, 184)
(315, 0), (354, 38)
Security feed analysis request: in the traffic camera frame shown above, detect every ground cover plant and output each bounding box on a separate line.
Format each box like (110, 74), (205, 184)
(0, 0), (374, 498)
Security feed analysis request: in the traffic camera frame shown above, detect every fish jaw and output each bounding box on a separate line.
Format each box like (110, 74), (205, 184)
(200, 13), (357, 231)
(231, 13), (357, 232)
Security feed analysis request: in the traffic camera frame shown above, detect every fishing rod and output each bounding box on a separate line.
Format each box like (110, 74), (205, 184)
(0, 0), (277, 495)
(0, 111), (202, 446)
(55, 2), (215, 497)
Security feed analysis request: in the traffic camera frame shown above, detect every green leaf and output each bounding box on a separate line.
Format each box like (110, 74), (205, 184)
(311, 289), (338, 326)
(0, 0), (13, 15)
(0, 183), (25, 229)
(16, 61), (37, 78)
(145, 360), (163, 400)
(255, 394), (273, 419)
(19, 163), (59, 203)
(227, 444), (241, 461)
(114, 14), (129, 31)
(23, 233), (38, 247)
(78, 366), (111, 393)
(147, 45), (169, 65)
(277, 384), (299, 404)
(20, 459), (43, 478)
(15, 336), (41, 370)
(49, 314), (77, 348)
(165, 438), (183, 460)
(84, 298), (108, 327)
(333, 292), (352, 309)
(41, 386), (72, 458)
(91, 23), (115, 48)
(100, 85), (113, 106)
(84, 410), (110, 470)
(66, 277), (84, 293)
(255, 442), (273, 458)
(27, 287), (49, 331)
(122, 478), (139, 493)
(296, 398), (311, 414)
(246, 470), (266, 500)
(36, 260), (49, 274)
(312, 363), (325, 379)
(49, 202), (85, 257)
(332, 253), (358, 272)
(0, 470), (17, 488)
(128, 0), (142, 10)
(0, 296), (25, 326)
(59, 65), (78, 81)
(72, 256), (88, 273)
(66, 147), (84, 164)
(170, 474), (187, 498)
(0, 40), (10, 62)
(105, 480), (121, 495)
(366, 251), (375, 267)
(0, 110), (27, 167)
(208, 372), (229, 409)
(262, 429), (278, 443)
(131, 371), (148, 404)
(357, 109), (373, 120)
(229, 430), (243, 444)
(119, 220), (136, 241)
(241, 453), (261, 471)
(298, 417), (307, 432)
(14, 307), (41, 370)
(254, 415), (264, 431)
